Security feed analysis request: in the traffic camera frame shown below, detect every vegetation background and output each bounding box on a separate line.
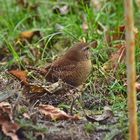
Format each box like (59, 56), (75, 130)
(0, 0), (140, 139)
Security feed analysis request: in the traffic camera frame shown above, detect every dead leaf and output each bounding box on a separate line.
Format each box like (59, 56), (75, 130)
(0, 102), (20, 140)
(16, 30), (41, 44)
(29, 84), (49, 94)
(103, 44), (126, 71)
(105, 25), (138, 46)
(8, 68), (64, 96)
(105, 26), (125, 46)
(86, 106), (114, 124)
(23, 113), (30, 119)
(38, 104), (80, 121)
(8, 70), (28, 85)
(8, 69), (49, 96)
(124, 80), (140, 92)
(53, 5), (69, 15)
(0, 102), (12, 119)
(103, 25), (138, 71)
(134, 82), (140, 92)
(2, 122), (20, 140)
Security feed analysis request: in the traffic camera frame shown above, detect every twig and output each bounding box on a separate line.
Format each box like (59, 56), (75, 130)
(124, 0), (138, 139)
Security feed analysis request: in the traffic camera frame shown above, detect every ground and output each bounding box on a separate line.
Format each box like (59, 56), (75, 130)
(0, 0), (140, 140)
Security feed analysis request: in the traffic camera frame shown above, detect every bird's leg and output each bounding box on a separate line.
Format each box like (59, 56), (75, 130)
(70, 94), (78, 115)
(69, 85), (84, 115)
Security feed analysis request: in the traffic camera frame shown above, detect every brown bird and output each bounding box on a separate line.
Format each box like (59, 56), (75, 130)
(28, 41), (94, 87)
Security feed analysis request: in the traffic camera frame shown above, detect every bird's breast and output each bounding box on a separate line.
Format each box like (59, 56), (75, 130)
(75, 60), (92, 83)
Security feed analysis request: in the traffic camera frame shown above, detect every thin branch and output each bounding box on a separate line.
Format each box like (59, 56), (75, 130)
(124, 0), (138, 139)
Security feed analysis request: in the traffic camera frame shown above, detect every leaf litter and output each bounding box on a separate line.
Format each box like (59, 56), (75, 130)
(0, 23), (134, 139)
(0, 1), (136, 139)
(1, 23), (131, 138)
(0, 67), (126, 140)
(0, 102), (21, 140)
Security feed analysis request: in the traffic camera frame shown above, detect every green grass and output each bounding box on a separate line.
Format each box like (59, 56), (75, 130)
(0, 0), (140, 139)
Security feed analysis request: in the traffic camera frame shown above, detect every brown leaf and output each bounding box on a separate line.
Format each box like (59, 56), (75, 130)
(0, 102), (20, 140)
(9, 70), (28, 85)
(104, 25), (137, 71)
(8, 69), (61, 96)
(135, 82), (140, 92)
(103, 44), (126, 71)
(8, 70), (49, 96)
(0, 102), (12, 116)
(38, 104), (80, 121)
(2, 122), (20, 140)
(29, 84), (48, 94)
(125, 82), (140, 92)
(86, 106), (114, 124)
(105, 25), (138, 46)
(16, 30), (41, 44)
(23, 113), (30, 119)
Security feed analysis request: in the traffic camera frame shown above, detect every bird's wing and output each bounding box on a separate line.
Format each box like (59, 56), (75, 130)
(45, 58), (77, 72)
(45, 58), (80, 86)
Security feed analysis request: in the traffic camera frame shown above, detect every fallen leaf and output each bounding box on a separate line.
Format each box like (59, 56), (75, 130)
(53, 5), (69, 15)
(2, 122), (20, 140)
(134, 82), (140, 92)
(105, 25), (138, 46)
(8, 69), (50, 96)
(23, 113), (30, 119)
(8, 68), (64, 96)
(0, 102), (12, 119)
(86, 106), (114, 124)
(16, 30), (41, 44)
(103, 44), (126, 71)
(8, 70), (28, 85)
(103, 25), (138, 71)
(29, 84), (49, 94)
(0, 102), (20, 140)
(38, 104), (80, 121)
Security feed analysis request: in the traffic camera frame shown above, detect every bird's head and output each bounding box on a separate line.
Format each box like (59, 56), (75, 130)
(65, 41), (96, 61)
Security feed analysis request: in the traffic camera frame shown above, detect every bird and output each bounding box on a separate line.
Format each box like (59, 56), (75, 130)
(27, 41), (94, 87)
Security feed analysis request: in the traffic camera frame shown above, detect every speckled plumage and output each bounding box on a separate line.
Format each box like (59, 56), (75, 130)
(44, 42), (92, 86)
(28, 42), (92, 87)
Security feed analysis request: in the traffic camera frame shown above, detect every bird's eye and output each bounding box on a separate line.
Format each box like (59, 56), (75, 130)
(82, 46), (89, 51)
